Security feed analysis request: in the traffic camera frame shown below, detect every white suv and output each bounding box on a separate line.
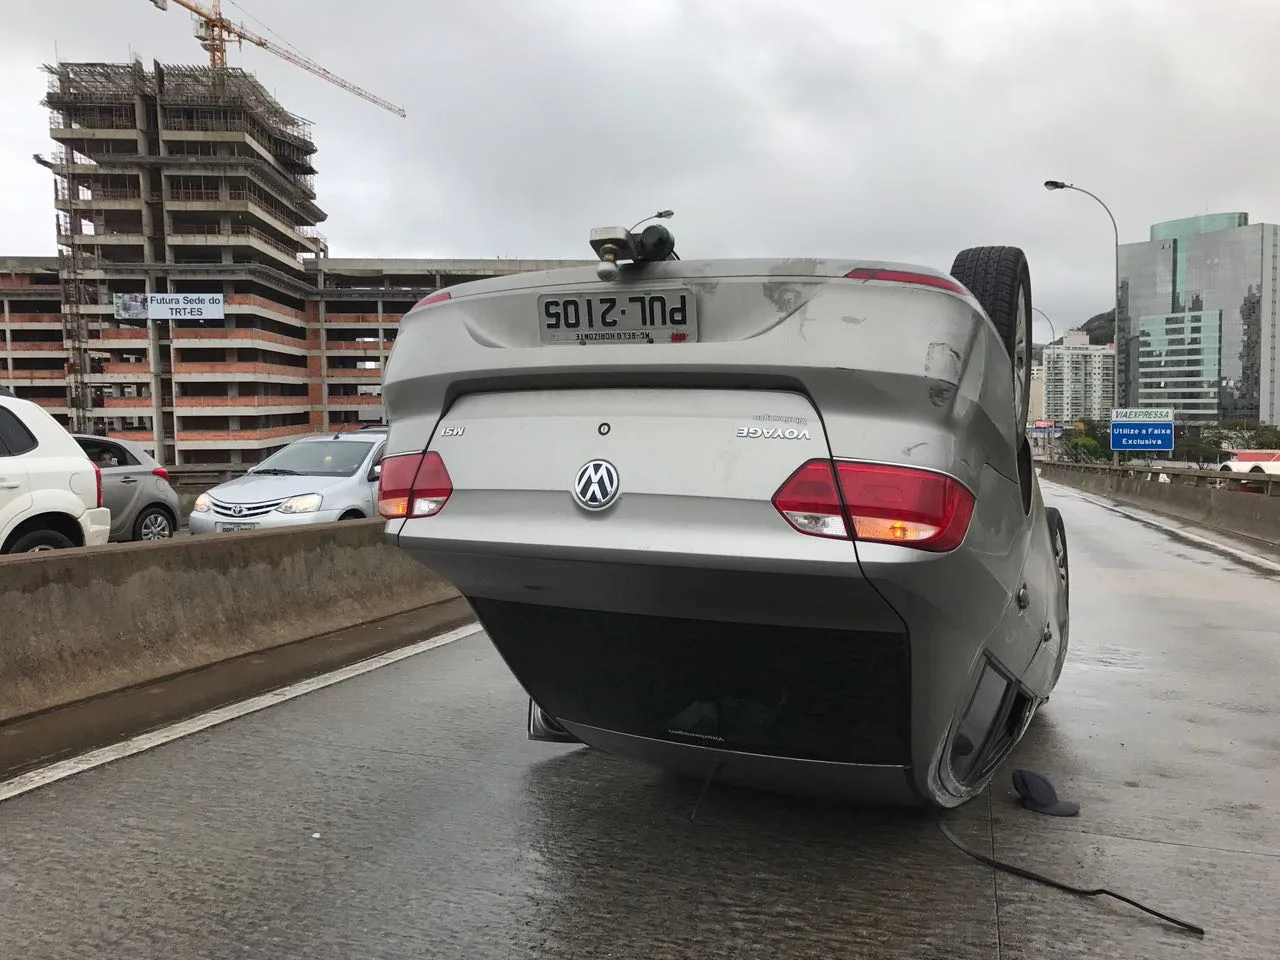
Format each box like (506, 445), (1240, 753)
(0, 391), (112, 554)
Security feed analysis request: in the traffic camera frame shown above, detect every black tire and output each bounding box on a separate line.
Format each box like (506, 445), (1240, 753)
(338, 510), (366, 521)
(132, 505), (174, 541)
(1045, 506), (1069, 606)
(7, 528), (75, 554)
(950, 246), (1033, 430)
(1045, 506), (1070, 692)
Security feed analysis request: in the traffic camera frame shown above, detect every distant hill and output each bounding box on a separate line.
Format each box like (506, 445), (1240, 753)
(1079, 308), (1116, 345)
(1032, 308), (1115, 364)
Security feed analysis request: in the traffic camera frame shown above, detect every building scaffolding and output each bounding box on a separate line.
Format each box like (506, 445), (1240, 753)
(20, 51), (417, 462)
(54, 182), (96, 433)
(44, 62), (318, 172)
(153, 63), (313, 142)
(42, 61), (144, 105)
(37, 59), (329, 440)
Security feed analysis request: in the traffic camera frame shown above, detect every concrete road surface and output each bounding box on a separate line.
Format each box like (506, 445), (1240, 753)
(2, 483), (1278, 959)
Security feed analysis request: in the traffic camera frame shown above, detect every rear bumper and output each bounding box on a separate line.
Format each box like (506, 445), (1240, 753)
(408, 540), (899, 633)
(564, 722), (919, 805)
(80, 508), (111, 547)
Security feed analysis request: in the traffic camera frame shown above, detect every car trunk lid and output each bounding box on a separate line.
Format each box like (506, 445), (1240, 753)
(410, 386), (844, 568)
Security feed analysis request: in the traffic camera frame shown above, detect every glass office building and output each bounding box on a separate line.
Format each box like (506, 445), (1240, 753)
(1117, 213), (1278, 424)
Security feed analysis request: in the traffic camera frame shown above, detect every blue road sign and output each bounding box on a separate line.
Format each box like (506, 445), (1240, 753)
(1109, 420), (1174, 452)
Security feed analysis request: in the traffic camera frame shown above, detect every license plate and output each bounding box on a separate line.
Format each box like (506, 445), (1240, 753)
(538, 288), (698, 344)
(217, 522), (257, 533)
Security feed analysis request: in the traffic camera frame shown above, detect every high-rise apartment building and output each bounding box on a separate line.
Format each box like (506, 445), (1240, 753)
(1043, 331), (1115, 423)
(1028, 363), (1045, 423)
(1117, 213), (1279, 424)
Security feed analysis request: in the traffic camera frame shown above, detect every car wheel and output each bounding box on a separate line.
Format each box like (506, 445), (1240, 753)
(338, 510), (365, 521)
(949, 246), (1033, 430)
(1045, 506), (1069, 605)
(133, 506), (174, 541)
(1045, 506), (1070, 691)
(7, 529), (75, 554)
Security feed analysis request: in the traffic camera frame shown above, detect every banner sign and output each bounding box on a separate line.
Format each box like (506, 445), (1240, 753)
(114, 293), (225, 321)
(1111, 408), (1174, 422)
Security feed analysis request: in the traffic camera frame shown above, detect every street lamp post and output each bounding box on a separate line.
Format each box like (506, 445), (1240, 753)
(1044, 180), (1121, 465)
(1032, 306), (1057, 343)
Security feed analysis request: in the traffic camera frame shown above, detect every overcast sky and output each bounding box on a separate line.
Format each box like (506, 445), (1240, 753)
(3, 0), (1276, 341)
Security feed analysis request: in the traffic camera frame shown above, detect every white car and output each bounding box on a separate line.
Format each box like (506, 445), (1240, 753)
(0, 391), (112, 554)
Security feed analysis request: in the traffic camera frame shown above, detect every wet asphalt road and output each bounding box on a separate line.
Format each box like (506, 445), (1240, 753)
(2, 483), (1278, 959)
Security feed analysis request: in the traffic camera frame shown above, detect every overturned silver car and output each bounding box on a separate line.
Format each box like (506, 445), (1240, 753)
(378, 220), (1070, 808)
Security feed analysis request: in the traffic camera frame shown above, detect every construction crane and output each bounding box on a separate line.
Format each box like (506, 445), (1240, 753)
(145, 0), (406, 118)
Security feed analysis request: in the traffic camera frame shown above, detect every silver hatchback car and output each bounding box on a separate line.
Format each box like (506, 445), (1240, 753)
(379, 224), (1071, 810)
(73, 434), (182, 541)
(189, 429), (387, 534)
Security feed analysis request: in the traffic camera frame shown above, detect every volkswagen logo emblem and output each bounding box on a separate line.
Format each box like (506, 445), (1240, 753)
(572, 459), (620, 511)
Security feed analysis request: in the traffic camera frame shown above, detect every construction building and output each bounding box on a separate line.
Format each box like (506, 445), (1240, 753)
(3, 61), (586, 466)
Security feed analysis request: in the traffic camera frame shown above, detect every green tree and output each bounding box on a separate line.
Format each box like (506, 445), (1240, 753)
(1068, 436), (1104, 461)
(1058, 419), (1110, 461)
(1251, 424), (1280, 449)
(1207, 420), (1255, 451)
(1175, 434), (1221, 467)
(1205, 421), (1280, 452)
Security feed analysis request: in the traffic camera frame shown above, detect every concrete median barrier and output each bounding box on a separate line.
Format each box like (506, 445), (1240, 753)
(1040, 461), (1280, 548)
(0, 519), (461, 724)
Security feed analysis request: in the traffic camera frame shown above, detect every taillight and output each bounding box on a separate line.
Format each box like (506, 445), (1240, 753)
(412, 290), (452, 310)
(772, 459), (974, 552)
(152, 467), (170, 481)
(91, 461), (103, 509)
(837, 462), (974, 551)
(377, 451), (453, 519)
(843, 267), (969, 298)
(771, 460), (849, 539)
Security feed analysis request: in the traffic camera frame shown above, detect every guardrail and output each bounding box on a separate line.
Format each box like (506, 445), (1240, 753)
(1037, 460), (1280, 548)
(1036, 460), (1280, 497)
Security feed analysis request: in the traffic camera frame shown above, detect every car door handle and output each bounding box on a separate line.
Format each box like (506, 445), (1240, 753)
(120, 477), (139, 485)
(0, 481), (19, 490)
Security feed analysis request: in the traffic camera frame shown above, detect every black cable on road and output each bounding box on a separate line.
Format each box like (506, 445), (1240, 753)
(935, 817), (1206, 937)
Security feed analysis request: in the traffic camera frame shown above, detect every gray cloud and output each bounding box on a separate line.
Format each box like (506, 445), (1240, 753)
(3, 0), (1279, 342)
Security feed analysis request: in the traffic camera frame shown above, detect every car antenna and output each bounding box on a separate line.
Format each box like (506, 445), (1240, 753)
(629, 209), (675, 232)
(688, 759), (725, 822)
